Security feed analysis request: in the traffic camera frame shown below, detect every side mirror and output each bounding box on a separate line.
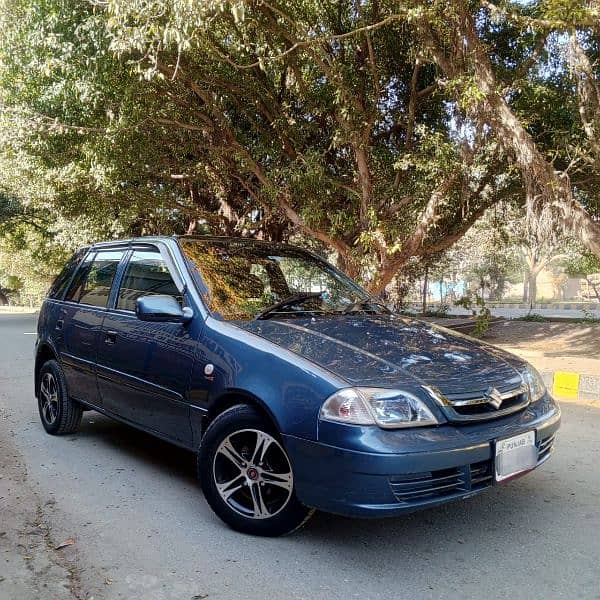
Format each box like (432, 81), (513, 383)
(135, 295), (193, 324)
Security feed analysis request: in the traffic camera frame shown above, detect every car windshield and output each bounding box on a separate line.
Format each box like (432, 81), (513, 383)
(179, 238), (384, 321)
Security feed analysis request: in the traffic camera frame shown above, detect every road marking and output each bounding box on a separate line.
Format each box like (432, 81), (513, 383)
(23, 332), (37, 335)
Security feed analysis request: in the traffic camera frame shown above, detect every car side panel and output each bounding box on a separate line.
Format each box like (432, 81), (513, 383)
(95, 305), (200, 445)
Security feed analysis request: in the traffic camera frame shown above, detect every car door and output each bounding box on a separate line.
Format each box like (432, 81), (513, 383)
(95, 245), (197, 445)
(58, 249), (125, 406)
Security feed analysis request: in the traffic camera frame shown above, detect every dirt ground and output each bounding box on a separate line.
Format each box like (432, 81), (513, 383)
(485, 320), (600, 359)
(477, 320), (600, 380)
(0, 418), (84, 599)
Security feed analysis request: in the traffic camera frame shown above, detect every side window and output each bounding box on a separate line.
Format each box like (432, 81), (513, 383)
(117, 249), (182, 312)
(47, 248), (88, 300)
(64, 251), (123, 308)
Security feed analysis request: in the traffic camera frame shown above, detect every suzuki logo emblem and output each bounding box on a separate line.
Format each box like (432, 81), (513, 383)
(484, 387), (503, 409)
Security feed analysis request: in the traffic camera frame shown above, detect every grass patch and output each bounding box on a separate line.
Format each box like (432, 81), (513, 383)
(514, 313), (549, 322)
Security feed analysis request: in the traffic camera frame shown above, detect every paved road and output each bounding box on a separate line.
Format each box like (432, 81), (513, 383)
(1, 314), (599, 600)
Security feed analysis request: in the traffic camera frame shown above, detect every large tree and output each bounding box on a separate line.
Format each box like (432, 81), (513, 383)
(102, 0), (600, 287)
(1, 0), (599, 295)
(99, 0), (520, 291)
(1, 0), (513, 292)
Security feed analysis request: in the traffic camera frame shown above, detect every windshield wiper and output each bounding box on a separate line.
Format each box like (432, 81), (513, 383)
(254, 292), (323, 320)
(341, 300), (391, 315)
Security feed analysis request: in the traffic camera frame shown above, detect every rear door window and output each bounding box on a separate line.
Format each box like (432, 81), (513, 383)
(117, 249), (182, 311)
(64, 250), (124, 308)
(47, 248), (88, 300)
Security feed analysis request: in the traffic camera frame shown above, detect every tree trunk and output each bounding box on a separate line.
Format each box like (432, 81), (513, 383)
(337, 252), (360, 280)
(355, 145), (373, 230)
(569, 33), (600, 162)
(368, 173), (462, 294)
(528, 273), (538, 306)
(522, 273), (529, 303)
(587, 278), (600, 302)
(187, 218), (198, 235)
(422, 266), (429, 314)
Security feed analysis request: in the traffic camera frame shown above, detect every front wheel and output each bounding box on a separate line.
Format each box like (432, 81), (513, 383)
(198, 404), (314, 536)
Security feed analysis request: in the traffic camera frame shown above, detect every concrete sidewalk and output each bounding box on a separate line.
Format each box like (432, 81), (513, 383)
(410, 302), (600, 320)
(489, 301), (600, 310)
(449, 306), (600, 320)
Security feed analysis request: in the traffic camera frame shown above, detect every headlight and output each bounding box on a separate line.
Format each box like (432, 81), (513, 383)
(320, 387), (439, 428)
(521, 365), (546, 402)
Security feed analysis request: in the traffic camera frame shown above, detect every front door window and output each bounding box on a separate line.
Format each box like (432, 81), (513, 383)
(117, 249), (182, 311)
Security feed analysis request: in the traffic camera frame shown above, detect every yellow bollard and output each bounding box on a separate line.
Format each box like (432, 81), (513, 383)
(553, 371), (580, 399)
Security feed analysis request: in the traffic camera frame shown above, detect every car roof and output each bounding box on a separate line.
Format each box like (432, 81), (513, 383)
(89, 235), (304, 251)
(89, 235), (174, 249)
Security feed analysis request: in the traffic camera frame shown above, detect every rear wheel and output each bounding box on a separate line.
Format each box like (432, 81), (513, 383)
(198, 404), (314, 536)
(38, 360), (82, 435)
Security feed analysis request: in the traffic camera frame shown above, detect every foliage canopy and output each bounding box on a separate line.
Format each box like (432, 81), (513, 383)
(1, 0), (599, 299)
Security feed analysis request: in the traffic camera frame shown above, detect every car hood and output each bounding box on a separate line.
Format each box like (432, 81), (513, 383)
(238, 315), (526, 398)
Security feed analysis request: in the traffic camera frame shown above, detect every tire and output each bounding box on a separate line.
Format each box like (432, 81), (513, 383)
(198, 404), (314, 536)
(38, 360), (83, 435)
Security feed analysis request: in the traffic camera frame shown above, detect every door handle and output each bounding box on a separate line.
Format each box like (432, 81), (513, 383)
(104, 331), (117, 345)
(56, 319), (64, 331)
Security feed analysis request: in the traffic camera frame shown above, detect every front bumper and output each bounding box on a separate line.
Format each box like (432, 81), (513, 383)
(283, 394), (560, 518)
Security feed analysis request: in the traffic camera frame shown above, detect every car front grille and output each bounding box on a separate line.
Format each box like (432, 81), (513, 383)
(389, 460), (493, 504)
(389, 432), (556, 505)
(537, 433), (556, 462)
(429, 385), (531, 423)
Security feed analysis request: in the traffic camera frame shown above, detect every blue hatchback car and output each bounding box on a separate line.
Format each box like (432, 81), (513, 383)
(35, 236), (560, 535)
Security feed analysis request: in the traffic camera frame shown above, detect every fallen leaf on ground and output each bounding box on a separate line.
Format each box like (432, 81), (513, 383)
(104, 578), (113, 586)
(54, 538), (75, 550)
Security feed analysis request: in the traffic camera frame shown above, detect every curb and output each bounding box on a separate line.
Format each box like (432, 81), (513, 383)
(488, 302), (600, 310)
(0, 306), (38, 313)
(417, 302), (600, 311)
(540, 370), (600, 401)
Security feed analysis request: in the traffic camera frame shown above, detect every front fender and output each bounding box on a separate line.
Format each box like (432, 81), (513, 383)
(189, 318), (345, 441)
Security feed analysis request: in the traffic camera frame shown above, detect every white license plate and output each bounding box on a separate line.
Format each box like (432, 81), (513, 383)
(495, 430), (537, 482)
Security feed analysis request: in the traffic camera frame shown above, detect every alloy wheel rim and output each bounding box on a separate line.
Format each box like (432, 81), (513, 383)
(212, 429), (293, 520)
(40, 372), (59, 425)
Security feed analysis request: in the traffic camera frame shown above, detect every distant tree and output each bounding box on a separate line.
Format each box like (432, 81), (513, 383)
(499, 200), (576, 304)
(565, 252), (600, 301)
(445, 204), (521, 301)
(518, 231), (570, 304)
